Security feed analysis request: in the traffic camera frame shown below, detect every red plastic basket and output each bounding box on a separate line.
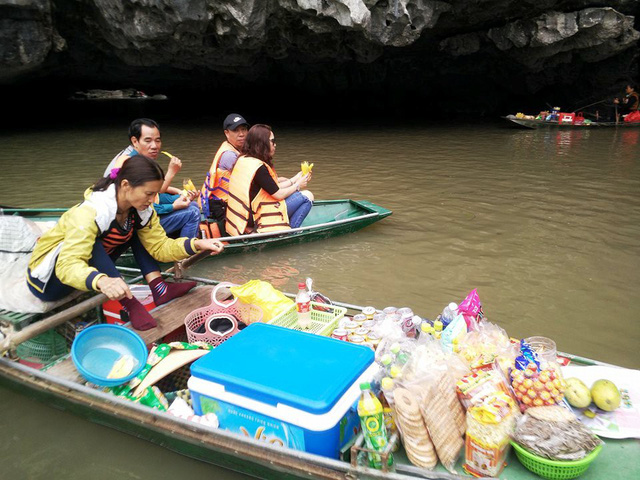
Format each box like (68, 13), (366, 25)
(184, 283), (263, 347)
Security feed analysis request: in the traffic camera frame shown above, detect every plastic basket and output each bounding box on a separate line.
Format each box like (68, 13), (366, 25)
(16, 330), (68, 367)
(267, 302), (346, 336)
(510, 441), (603, 480)
(184, 284), (263, 347)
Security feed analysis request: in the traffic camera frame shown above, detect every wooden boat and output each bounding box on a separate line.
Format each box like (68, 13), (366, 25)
(1, 273), (638, 480)
(1, 199), (392, 266)
(504, 114), (640, 129)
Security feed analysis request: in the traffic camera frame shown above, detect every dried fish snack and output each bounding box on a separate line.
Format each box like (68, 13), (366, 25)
(513, 406), (602, 461)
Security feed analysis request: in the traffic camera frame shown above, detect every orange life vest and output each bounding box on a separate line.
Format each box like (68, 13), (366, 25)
(225, 156), (289, 236)
(199, 141), (239, 211)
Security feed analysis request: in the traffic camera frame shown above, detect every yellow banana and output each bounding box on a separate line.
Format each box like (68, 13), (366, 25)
(301, 161), (315, 175)
(161, 151), (173, 159)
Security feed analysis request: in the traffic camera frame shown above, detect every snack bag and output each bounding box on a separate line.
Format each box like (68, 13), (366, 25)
(229, 280), (293, 321)
(457, 289), (484, 330)
(456, 360), (518, 410)
(464, 392), (517, 477)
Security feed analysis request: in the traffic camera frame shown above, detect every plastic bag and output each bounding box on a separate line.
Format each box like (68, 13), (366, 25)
(457, 289), (483, 330)
(229, 280), (294, 322)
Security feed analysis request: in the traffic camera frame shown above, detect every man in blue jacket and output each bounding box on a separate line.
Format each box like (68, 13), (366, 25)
(105, 118), (201, 238)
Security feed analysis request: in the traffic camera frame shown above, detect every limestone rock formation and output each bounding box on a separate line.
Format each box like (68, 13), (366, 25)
(1, 0), (638, 112)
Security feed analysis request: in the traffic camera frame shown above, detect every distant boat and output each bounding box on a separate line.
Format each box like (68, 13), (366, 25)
(504, 114), (640, 129)
(69, 89), (167, 101)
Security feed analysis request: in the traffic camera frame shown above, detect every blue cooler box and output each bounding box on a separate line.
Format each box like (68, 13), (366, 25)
(188, 323), (376, 458)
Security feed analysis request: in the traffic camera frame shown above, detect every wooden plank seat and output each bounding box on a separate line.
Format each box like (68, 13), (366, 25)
(45, 286), (214, 383)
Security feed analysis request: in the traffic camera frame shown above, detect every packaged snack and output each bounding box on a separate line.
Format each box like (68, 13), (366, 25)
(419, 378), (464, 473)
(457, 289), (484, 330)
(393, 388), (437, 469)
(456, 361), (517, 409)
(464, 392), (517, 477)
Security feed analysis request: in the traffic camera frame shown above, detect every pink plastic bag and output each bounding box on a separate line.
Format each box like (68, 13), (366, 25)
(457, 289), (483, 330)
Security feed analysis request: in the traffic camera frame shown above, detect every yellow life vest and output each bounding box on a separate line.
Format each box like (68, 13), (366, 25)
(199, 141), (238, 210)
(225, 156), (289, 236)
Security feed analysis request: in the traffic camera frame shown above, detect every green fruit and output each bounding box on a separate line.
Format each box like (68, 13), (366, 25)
(591, 379), (621, 412)
(565, 377), (592, 408)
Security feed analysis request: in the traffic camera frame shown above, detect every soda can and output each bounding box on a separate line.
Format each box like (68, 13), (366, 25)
(352, 313), (367, 325)
(373, 312), (386, 323)
(398, 307), (414, 318)
(355, 327), (369, 337)
(343, 321), (359, 332)
(362, 320), (376, 330)
(362, 306), (376, 320)
(348, 334), (365, 344)
(383, 306), (398, 315)
(331, 328), (349, 341)
(366, 332), (381, 348)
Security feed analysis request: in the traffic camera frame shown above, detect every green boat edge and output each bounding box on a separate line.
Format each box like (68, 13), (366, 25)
(1, 200), (392, 267)
(1, 277), (638, 480)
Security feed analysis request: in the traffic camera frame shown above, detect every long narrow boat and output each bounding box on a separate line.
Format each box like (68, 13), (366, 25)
(504, 114), (640, 129)
(1, 273), (638, 480)
(1, 199), (392, 264)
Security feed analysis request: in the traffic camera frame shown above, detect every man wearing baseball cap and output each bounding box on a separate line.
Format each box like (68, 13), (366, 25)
(199, 114), (250, 234)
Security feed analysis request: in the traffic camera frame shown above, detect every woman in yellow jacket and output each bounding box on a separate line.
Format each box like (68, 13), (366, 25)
(225, 124), (313, 236)
(27, 156), (223, 330)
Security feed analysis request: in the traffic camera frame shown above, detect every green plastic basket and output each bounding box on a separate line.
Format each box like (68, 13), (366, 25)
(16, 330), (68, 366)
(511, 441), (603, 480)
(267, 302), (346, 336)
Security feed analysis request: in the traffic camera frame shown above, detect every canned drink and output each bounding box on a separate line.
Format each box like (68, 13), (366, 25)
(331, 328), (349, 341)
(362, 320), (376, 330)
(366, 332), (381, 347)
(398, 307), (414, 317)
(362, 306), (376, 319)
(355, 327), (369, 337)
(343, 321), (358, 331)
(352, 314), (367, 325)
(348, 334), (365, 344)
(373, 312), (386, 323)
(383, 306), (397, 315)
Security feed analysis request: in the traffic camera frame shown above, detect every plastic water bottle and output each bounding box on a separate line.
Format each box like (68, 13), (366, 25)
(295, 282), (311, 329)
(441, 302), (458, 328)
(358, 382), (393, 469)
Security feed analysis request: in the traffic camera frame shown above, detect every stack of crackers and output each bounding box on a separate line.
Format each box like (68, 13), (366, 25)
(394, 372), (466, 472)
(394, 388), (437, 468)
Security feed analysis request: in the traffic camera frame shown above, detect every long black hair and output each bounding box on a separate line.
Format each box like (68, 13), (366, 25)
(94, 155), (164, 192)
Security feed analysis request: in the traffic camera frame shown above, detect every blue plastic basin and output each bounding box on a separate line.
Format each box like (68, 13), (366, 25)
(71, 324), (148, 387)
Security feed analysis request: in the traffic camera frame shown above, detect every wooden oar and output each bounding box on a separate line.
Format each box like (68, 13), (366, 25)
(0, 293), (107, 354)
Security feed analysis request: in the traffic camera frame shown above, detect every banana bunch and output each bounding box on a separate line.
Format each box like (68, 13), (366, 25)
(181, 178), (197, 198)
(301, 161), (314, 175)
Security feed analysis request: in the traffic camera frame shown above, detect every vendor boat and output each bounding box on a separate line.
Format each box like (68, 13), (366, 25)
(0, 271), (638, 480)
(1, 199), (392, 266)
(504, 114), (640, 129)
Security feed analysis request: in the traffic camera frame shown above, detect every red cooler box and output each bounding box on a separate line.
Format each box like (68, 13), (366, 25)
(102, 285), (156, 325)
(188, 323), (377, 458)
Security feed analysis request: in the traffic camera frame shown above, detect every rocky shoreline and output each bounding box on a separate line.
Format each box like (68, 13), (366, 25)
(1, 1), (638, 113)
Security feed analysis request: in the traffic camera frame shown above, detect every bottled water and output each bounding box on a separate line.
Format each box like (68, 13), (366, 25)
(295, 282), (311, 329)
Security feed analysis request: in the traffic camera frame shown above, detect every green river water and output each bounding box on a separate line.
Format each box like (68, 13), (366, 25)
(0, 112), (639, 478)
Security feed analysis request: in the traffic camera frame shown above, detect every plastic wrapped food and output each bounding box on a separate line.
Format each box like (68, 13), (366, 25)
(464, 392), (517, 477)
(512, 406), (603, 461)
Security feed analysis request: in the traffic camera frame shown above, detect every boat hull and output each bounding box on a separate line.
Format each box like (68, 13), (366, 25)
(504, 115), (640, 129)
